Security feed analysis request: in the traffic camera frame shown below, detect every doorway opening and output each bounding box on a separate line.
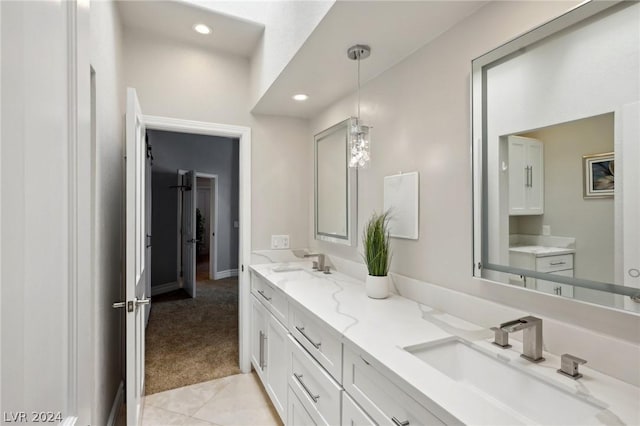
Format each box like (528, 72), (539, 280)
(144, 126), (245, 395)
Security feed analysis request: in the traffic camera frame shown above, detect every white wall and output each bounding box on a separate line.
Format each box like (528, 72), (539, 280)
(90, 2), (126, 424)
(122, 27), (310, 252)
(308, 1), (640, 344)
(1, 0), (71, 417)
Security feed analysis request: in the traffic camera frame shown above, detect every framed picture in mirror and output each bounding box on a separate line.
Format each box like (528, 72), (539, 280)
(583, 152), (614, 198)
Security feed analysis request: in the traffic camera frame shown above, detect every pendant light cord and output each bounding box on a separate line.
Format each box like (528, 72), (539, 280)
(357, 55), (361, 120)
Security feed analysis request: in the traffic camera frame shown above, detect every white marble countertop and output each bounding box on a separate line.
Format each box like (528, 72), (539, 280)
(249, 261), (640, 426)
(509, 245), (576, 257)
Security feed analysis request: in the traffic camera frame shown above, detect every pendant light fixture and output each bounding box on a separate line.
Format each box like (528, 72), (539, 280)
(347, 44), (371, 168)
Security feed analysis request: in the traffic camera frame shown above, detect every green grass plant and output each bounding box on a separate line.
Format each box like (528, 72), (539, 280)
(363, 210), (392, 276)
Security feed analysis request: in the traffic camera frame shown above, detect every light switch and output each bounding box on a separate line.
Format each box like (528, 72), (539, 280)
(542, 225), (551, 236)
(271, 235), (290, 249)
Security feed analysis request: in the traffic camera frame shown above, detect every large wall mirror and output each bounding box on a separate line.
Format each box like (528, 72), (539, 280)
(315, 118), (357, 246)
(472, 1), (640, 313)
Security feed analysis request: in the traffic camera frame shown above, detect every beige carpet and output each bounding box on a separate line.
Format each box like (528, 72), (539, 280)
(145, 277), (241, 395)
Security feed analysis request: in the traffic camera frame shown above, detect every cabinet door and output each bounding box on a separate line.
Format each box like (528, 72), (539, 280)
(526, 139), (544, 214)
(508, 136), (544, 215)
(508, 136), (528, 215)
(266, 315), (288, 422)
(288, 386), (317, 426)
(536, 269), (574, 298)
(250, 295), (268, 379)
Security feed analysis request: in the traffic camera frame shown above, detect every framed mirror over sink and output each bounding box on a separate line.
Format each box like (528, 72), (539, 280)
(314, 118), (358, 246)
(471, 0), (640, 313)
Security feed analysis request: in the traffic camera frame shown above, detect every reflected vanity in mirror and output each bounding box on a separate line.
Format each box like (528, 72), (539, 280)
(472, 1), (640, 312)
(315, 118), (357, 246)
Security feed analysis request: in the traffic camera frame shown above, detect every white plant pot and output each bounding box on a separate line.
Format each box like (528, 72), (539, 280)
(366, 275), (389, 299)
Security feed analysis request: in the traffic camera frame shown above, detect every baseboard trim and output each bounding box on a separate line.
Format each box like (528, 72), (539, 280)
(151, 281), (181, 296)
(106, 381), (124, 426)
(215, 269), (239, 280)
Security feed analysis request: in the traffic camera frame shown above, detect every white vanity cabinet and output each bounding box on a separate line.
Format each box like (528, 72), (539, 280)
(508, 136), (544, 215)
(343, 346), (445, 426)
(250, 273), (289, 423)
(509, 250), (575, 298)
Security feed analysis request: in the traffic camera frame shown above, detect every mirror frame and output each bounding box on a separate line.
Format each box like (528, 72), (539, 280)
(314, 118), (358, 246)
(471, 0), (640, 301)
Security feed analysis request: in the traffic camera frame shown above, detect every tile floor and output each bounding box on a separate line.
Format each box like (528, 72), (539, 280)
(142, 372), (283, 426)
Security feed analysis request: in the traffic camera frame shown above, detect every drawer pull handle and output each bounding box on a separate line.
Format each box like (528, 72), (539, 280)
(257, 289), (272, 301)
(392, 417), (410, 426)
(259, 330), (267, 369)
(549, 261), (566, 266)
(294, 373), (320, 403)
(295, 326), (322, 349)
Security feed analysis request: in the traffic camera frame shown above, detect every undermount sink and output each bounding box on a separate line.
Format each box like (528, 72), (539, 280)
(404, 338), (605, 425)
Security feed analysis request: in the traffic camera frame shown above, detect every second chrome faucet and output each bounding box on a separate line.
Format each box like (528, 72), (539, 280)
(491, 316), (545, 362)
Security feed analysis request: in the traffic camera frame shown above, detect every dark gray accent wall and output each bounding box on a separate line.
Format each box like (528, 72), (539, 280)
(149, 130), (239, 286)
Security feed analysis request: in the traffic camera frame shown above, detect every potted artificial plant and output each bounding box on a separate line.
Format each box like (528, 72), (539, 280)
(363, 211), (392, 299)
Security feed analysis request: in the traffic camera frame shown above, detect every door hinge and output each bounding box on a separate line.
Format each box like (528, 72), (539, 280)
(241, 265), (244, 272)
(477, 262), (482, 270)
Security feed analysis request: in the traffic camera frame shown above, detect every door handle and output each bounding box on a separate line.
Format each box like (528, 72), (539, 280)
(112, 298), (150, 312)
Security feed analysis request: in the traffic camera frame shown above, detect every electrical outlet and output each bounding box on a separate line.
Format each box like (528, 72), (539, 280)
(271, 235), (290, 249)
(542, 225), (551, 236)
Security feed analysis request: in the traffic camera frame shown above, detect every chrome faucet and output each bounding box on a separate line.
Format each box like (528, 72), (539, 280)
(304, 253), (325, 271)
(492, 316), (545, 362)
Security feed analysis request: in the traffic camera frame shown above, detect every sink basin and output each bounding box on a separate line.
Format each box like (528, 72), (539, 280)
(405, 338), (605, 425)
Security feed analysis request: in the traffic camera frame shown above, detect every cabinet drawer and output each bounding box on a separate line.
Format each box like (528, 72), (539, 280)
(289, 303), (342, 382)
(344, 346), (445, 426)
(288, 335), (342, 426)
(288, 386), (317, 426)
(536, 254), (573, 272)
(342, 391), (375, 426)
(251, 273), (288, 324)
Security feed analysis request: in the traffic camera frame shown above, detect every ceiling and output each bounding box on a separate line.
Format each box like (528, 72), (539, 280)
(117, 1), (487, 118)
(251, 1), (487, 118)
(117, 0), (264, 58)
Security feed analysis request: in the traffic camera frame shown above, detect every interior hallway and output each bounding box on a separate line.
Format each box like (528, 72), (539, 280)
(145, 275), (240, 395)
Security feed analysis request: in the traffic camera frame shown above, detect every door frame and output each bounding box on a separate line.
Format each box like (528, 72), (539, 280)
(144, 115), (252, 373)
(176, 171), (219, 284)
(196, 172), (218, 281)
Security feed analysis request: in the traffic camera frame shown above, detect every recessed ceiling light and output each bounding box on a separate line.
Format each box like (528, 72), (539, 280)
(292, 94), (309, 101)
(193, 24), (211, 35)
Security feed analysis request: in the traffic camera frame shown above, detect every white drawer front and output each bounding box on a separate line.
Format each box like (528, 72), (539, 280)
(344, 347), (445, 426)
(289, 304), (342, 382)
(536, 254), (573, 272)
(288, 386), (317, 426)
(342, 392), (375, 426)
(251, 273), (288, 324)
(289, 335), (342, 426)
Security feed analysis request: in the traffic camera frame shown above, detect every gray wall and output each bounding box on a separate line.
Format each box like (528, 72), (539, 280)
(149, 130), (239, 286)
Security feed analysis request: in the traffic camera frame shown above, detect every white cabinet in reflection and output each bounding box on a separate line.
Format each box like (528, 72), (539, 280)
(509, 248), (575, 298)
(508, 136), (544, 215)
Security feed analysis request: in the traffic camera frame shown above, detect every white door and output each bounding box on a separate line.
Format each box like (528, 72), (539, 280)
(144, 136), (152, 326)
(124, 88), (150, 425)
(526, 139), (544, 214)
(508, 136), (527, 214)
(181, 170), (197, 297)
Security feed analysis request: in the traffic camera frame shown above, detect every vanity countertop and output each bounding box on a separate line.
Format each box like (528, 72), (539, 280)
(250, 261), (639, 426)
(509, 245), (576, 257)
